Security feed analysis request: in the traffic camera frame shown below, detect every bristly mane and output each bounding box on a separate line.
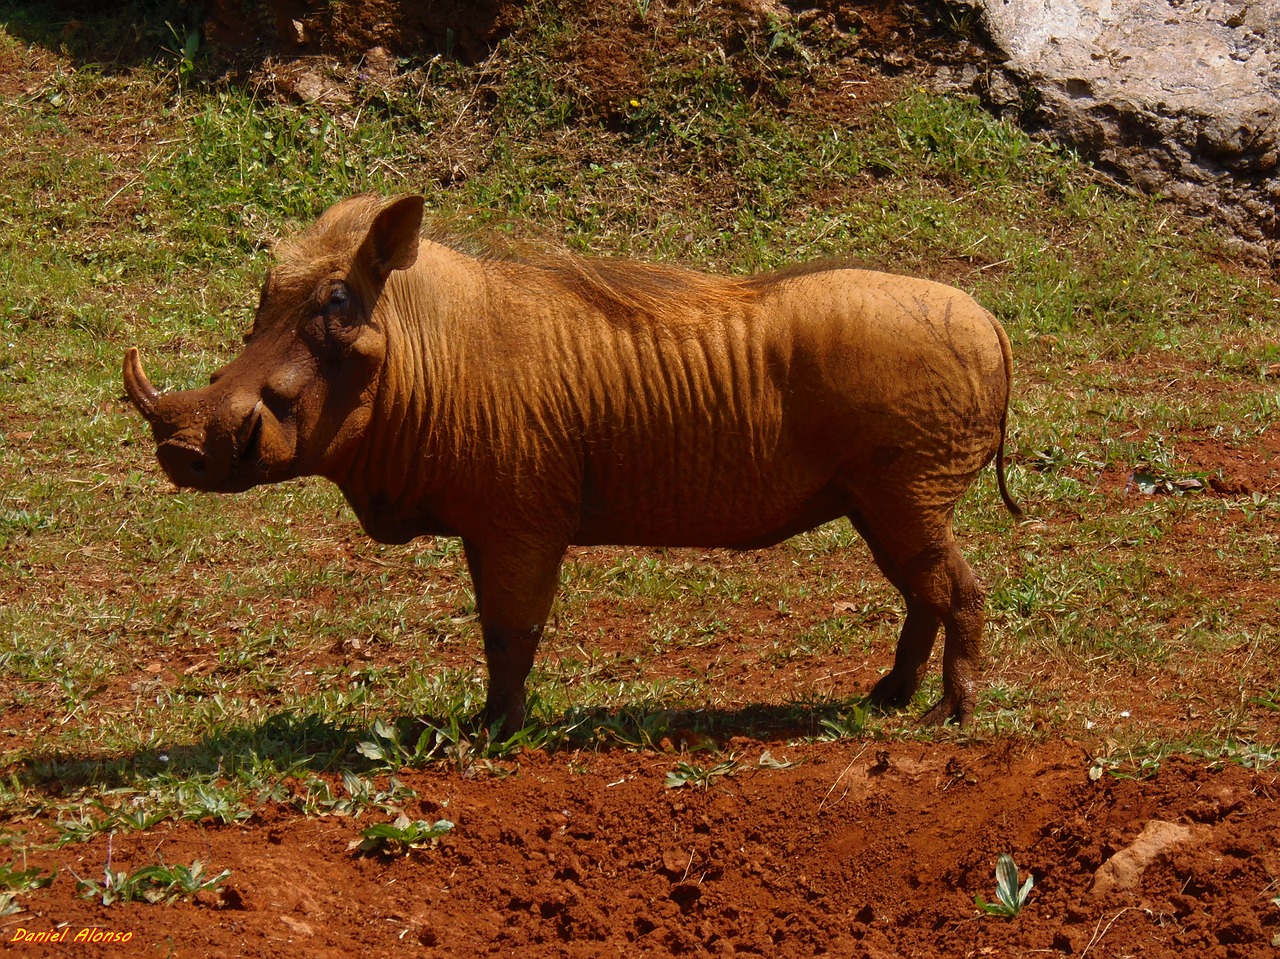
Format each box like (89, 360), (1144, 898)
(273, 196), (880, 323)
(270, 196), (390, 287)
(524, 252), (884, 325)
(473, 236), (881, 325)
(521, 252), (755, 321)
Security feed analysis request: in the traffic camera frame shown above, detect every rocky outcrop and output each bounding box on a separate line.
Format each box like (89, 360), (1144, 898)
(955, 0), (1278, 265)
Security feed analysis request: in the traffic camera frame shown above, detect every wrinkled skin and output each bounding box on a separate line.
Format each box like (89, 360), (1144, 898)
(125, 194), (1020, 737)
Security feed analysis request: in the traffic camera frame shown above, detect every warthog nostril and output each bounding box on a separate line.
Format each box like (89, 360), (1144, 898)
(156, 438), (211, 488)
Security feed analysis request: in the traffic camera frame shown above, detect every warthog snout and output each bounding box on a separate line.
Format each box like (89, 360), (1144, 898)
(123, 347), (281, 493)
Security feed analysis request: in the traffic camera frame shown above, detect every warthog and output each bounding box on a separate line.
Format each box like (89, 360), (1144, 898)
(124, 194), (1019, 735)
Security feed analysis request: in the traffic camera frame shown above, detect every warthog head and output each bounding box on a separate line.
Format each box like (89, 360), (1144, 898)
(123, 195), (424, 492)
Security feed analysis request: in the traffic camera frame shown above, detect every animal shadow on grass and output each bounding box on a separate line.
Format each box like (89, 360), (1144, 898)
(13, 698), (875, 795)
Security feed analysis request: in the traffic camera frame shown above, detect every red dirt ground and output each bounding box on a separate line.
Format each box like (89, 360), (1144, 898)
(8, 740), (1280, 958)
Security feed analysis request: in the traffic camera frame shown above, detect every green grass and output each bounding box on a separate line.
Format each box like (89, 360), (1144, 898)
(0, 0), (1277, 861)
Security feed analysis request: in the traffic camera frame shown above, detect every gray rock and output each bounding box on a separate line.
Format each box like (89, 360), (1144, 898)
(957, 0), (1278, 264)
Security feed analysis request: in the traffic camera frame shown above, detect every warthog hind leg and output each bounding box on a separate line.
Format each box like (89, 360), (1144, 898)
(847, 506), (986, 726)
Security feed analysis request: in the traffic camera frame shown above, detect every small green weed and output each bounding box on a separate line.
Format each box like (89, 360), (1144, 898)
(351, 814), (455, 856)
(172, 781), (254, 824)
(355, 713), (559, 776)
(0, 858), (56, 893)
(356, 717), (445, 767)
(108, 805), (166, 831)
(54, 810), (115, 846)
(576, 708), (672, 750)
(756, 750), (797, 770)
(665, 756), (741, 790)
(975, 853), (1034, 918)
(817, 705), (869, 741)
(299, 770), (416, 818)
(1211, 741), (1278, 770)
(1088, 753), (1164, 781)
(76, 856), (230, 906)
(162, 21), (201, 91)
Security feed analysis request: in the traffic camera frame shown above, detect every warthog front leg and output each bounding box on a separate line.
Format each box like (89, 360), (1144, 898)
(463, 537), (566, 739)
(479, 625), (543, 735)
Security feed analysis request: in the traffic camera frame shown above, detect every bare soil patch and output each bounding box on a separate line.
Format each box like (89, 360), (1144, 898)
(9, 741), (1280, 958)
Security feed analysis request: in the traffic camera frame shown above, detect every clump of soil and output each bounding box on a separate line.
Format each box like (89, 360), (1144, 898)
(202, 0), (520, 65)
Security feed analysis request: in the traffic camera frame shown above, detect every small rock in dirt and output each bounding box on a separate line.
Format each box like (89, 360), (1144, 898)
(661, 846), (692, 878)
(1087, 819), (1203, 899)
(279, 915), (315, 936)
(198, 885), (246, 910)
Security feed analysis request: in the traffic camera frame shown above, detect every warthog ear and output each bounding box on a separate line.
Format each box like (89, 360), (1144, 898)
(362, 194), (424, 280)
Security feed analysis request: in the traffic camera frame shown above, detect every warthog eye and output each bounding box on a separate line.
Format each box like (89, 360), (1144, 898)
(314, 281), (361, 355)
(321, 283), (359, 342)
(325, 283), (350, 314)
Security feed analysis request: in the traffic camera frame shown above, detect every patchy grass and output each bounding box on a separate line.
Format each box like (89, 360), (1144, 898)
(0, 0), (1277, 878)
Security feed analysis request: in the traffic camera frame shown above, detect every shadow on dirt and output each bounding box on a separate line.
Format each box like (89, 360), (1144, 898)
(0, 1), (201, 72)
(0, 0), (514, 75)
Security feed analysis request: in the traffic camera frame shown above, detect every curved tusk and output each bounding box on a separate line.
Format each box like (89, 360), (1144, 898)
(122, 347), (160, 419)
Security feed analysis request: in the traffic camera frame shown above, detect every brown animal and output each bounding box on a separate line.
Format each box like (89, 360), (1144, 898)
(123, 194), (1019, 736)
